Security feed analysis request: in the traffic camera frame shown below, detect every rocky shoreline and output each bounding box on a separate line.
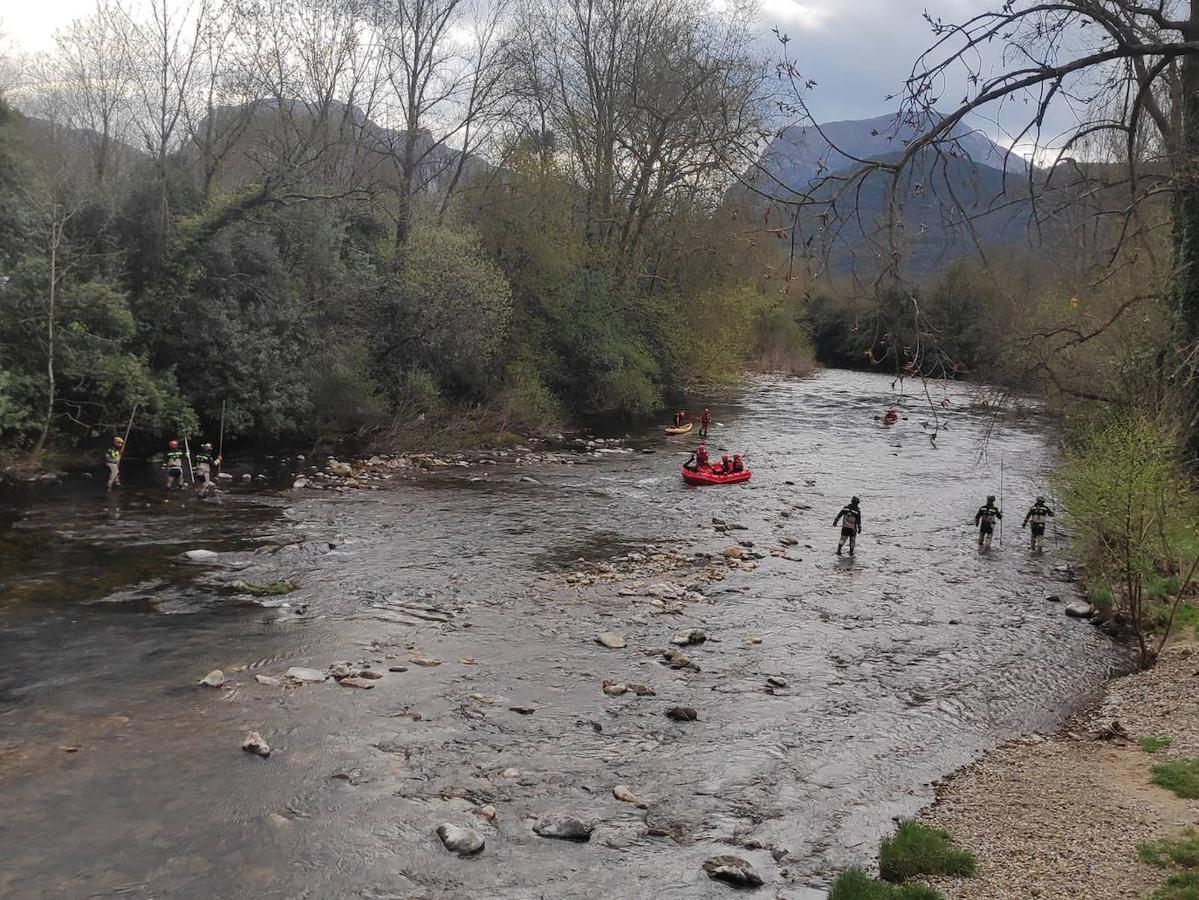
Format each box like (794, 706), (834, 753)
(919, 644), (1199, 899)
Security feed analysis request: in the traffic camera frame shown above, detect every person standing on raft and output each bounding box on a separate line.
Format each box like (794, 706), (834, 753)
(700, 408), (712, 438)
(975, 495), (1002, 549)
(673, 410), (686, 428)
(833, 497), (862, 556)
(1022, 496), (1055, 552)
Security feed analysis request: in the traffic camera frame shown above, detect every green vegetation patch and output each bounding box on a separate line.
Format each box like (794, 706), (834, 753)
(879, 821), (977, 883)
(228, 579), (298, 597)
(1152, 760), (1199, 799)
(1141, 736), (1175, 754)
(1140, 829), (1199, 869)
(1154, 870), (1199, 900)
(828, 868), (943, 900)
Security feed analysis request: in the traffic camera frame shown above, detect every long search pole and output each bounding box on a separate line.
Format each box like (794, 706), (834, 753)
(183, 435), (196, 485)
(999, 453), (1005, 547)
(121, 403), (139, 450)
(217, 400), (226, 464)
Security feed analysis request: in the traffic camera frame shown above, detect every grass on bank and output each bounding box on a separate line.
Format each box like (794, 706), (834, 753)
(879, 821), (977, 882)
(1142, 736), (1175, 754)
(827, 868), (942, 900)
(1139, 829), (1199, 899)
(1152, 759), (1199, 799)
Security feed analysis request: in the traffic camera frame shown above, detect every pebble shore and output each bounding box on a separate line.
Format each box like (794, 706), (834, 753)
(920, 645), (1199, 899)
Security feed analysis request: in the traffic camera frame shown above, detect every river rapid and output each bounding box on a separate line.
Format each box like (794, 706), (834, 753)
(0, 371), (1116, 899)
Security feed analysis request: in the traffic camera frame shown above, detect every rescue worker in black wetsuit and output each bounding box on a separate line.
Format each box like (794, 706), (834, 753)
(833, 497), (862, 556)
(194, 442), (222, 498)
(975, 495), (1002, 549)
(1022, 495), (1055, 552)
(164, 440), (185, 490)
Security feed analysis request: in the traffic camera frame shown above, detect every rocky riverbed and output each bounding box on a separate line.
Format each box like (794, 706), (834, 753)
(0, 372), (1120, 898)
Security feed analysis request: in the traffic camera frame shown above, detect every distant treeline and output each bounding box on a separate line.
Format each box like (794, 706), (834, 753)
(0, 0), (813, 464)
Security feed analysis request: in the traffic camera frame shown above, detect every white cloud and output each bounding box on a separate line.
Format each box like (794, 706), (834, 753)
(759, 0), (832, 29)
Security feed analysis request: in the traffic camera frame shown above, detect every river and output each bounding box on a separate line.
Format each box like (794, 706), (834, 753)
(0, 371), (1116, 899)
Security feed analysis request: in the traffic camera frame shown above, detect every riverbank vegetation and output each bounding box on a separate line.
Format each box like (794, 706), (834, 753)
(0, 0), (814, 467)
(828, 821), (975, 900)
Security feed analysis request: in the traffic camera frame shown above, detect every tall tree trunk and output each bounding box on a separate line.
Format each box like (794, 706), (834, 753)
(1178, 9), (1199, 461)
(30, 218), (59, 465)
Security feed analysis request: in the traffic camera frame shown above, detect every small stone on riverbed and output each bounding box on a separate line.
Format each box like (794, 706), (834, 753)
(255, 674), (281, 686)
(533, 814), (593, 841)
(436, 823), (485, 856)
(338, 676), (376, 689)
(184, 549), (219, 562)
(703, 855), (763, 888)
(766, 676), (788, 688)
(284, 667), (328, 684)
(666, 706), (698, 722)
(596, 632), (626, 649)
(613, 784), (647, 808)
(602, 681), (628, 696)
(670, 629), (706, 646)
(410, 656), (442, 667)
(199, 669), (225, 688)
(242, 731), (271, 757)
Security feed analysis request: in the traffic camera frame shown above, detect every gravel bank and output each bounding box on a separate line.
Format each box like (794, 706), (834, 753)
(921, 646), (1199, 899)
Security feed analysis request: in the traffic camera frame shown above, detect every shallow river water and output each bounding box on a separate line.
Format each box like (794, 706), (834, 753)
(0, 371), (1116, 899)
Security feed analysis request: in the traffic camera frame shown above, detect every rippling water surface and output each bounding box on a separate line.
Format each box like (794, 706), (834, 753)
(0, 371), (1115, 898)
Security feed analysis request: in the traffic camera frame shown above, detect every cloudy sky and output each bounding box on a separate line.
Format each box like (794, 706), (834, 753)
(2, 0), (1011, 126)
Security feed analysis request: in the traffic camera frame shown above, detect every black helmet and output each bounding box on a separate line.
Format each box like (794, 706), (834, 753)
(851, 496), (860, 506)
(987, 495), (996, 503)
(1036, 495), (1045, 503)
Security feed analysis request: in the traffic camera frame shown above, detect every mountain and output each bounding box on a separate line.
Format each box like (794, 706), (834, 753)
(745, 111), (1040, 276)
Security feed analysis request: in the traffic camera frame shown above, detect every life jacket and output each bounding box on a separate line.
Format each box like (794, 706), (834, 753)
(1028, 504), (1051, 525)
(840, 507), (859, 528)
(106, 447), (121, 463)
(701, 411), (711, 424)
(978, 505), (999, 526)
(696, 446), (709, 466)
(166, 449), (184, 469)
(732, 456), (743, 472)
(195, 450), (213, 465)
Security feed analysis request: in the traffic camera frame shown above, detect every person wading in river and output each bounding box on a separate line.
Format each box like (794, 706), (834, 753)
(1022, 495), (1055, 552)
(164, 440), (185, 490)
(105, 436), (124, 492)
(833, 497), (862, 556)
(193, 442), (221, 498)
(700, 408), (712, 438)
(975, 495), (1003, 549)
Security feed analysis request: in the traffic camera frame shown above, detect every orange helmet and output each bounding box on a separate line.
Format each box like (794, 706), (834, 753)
(168, 440), (178, 449)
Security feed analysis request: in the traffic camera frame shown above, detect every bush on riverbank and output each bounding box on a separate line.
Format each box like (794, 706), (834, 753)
(827, 868), (942, 900)
(1057, 415), (1199, 667)
(879, 821), (977, 882)
(1139, 828), (1199, 899)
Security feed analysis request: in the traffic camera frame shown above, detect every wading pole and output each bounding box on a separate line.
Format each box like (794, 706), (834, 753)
(999, 453), (1005, 547)
(184, 435), (196, 485)
(122, 403), (139, 449)
(218, 400), (226, 461)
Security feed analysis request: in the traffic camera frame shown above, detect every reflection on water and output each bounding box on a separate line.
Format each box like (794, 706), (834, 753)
(0, 372), (1114, 898)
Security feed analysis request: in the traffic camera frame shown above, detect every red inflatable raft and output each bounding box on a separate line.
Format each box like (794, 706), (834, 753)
(681, 466), (752, 486)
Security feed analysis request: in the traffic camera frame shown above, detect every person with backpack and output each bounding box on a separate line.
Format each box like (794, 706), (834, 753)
(975, 495), (1003, 549)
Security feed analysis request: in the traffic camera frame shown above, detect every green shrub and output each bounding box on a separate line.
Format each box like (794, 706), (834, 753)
(1152, 760), (1199, 799)
(828, 868), (943, 900)
(1141, 736), (1175, 754)
(879, 821), (976, 883)
(1140, 829), (1199, 869)
(1155, 870), (1199, 900)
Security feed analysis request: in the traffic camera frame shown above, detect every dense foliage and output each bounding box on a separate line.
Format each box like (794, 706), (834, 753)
(0, 0), (811, 464)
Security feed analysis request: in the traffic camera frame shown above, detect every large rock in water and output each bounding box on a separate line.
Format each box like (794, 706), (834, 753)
(436, 823), (485, 856)
(184, 549), (219, 562)
(703, 855), (764, 888)
(532, 814), (593, 841)
(1065, 601), (1095, 619)
(284, 667), (328, 684)
(595, 632), (626, 649)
